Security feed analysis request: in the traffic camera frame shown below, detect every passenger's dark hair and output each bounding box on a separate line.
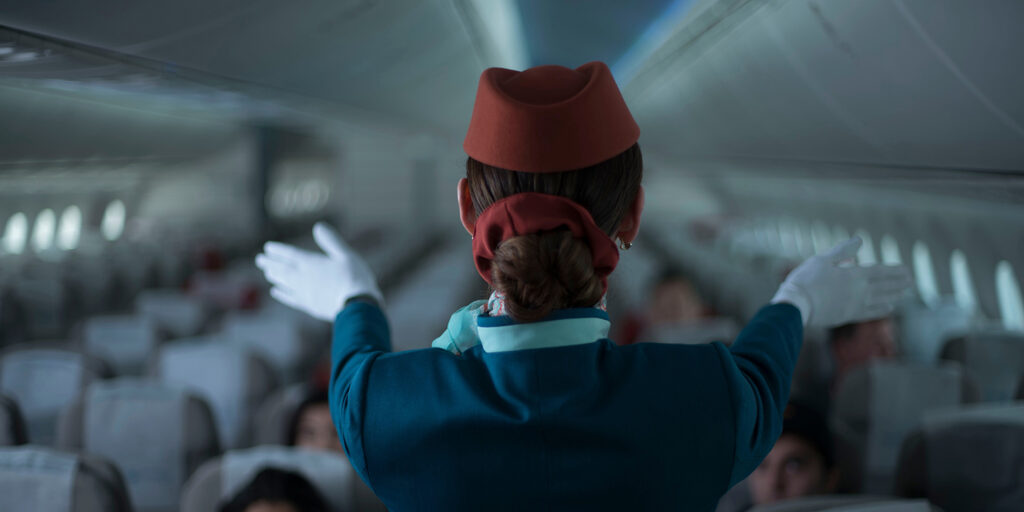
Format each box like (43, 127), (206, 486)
(219, 468), (332, 512)
(287, 388), (330, 446)
(828, 322), (861, 345)
(466, 143), (642, 322)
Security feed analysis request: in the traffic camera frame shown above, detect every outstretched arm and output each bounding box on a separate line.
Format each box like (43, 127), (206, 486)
(723, 237), (911, 486)
(255, 223), (389, 479)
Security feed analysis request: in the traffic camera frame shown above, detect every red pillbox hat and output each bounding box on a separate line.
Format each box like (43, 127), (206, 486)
(463, 61), (640, 173)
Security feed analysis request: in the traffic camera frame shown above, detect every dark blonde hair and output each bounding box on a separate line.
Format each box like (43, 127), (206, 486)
(466, 143), (642, 322)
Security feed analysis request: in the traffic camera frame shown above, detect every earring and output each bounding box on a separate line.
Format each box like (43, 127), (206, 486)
(618, 239), (632, 250)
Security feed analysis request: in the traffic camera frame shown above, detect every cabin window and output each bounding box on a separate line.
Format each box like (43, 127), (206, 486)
(1, 212), (28, 255)
(854, 229), (877, 265)
(811, 221), (831, 254)
(950, 250), (977, 315)
(57, 205), (82, 251)
(880, 234), (902, 265)
(912, 241), (940, 308)
(102, 200), (126, 241)
(996, 261), (1024, 332)
(31, 209), (56, 252)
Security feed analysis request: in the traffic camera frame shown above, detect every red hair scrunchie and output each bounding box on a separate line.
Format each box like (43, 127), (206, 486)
(472, 193), (620, 293)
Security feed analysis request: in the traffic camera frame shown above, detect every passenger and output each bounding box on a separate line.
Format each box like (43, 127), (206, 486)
(287, 388), (342, 453)
(748, 401), (838, 507)
(620, 267), (739, 345)
(219, 467), (332, 512)
(617, 267), (709, 344)
(255, 61), (911, 509)
(829, 317), (896, 387)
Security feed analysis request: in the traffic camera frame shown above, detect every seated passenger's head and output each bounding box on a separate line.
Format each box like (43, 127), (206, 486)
(828, 317), (896, 381)
(749, 402), (837, 505)
(648, 268), (706, 324)
(219, 468), (331, 512)
(288, 389), (342, 453)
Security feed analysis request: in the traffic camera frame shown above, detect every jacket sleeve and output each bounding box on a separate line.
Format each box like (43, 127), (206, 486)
(714, 303), (803, 486)
(328, 300), (392, 482)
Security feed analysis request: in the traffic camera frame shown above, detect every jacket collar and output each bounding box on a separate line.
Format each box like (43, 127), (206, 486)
(477, 308), (611, 353)
(431, 302), (610, 355)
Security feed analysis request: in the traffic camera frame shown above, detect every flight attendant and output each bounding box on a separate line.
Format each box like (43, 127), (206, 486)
(255, 62), (910, 510)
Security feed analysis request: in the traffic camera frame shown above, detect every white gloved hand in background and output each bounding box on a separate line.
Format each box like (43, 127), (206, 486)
(255, 222), (383, 322)
(771, 237), (911, 327)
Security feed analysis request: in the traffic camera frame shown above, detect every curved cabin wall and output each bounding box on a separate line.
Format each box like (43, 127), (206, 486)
(626, 0), (1024, 171)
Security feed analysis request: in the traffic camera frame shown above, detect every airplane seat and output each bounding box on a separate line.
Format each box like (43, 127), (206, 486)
(155, 340), (277, 450)
(61, 257), (117, 316)
(0, 288), (28, 349)
(255, 298), (331, 352)
(745, 495), (911, 512)
(179, 446), (379, 512)
(894, 403), (1024, 512)
(187, 270), (258, 312)
(939, 332), (1024, 402)
(0, 393), (28, 446)
(0, 346), (111, 445)
(136, 290), (210, 339)
(386, 240), (480, 352)
(250, 383), (306, 446)
(790, 335), (835, 413)
(220, 313), (311, 385)
(715, 479), (751, 512)
(896, 299), (971, 364)
(0, 446), (132, 512)
(749, 497), (939, 512)
(831, 361), (978, 495)
(56, 378), (221, 512)
(82, 315), (161, 376)
(637, 317), (741, 346)
(10, 275), (74, 340)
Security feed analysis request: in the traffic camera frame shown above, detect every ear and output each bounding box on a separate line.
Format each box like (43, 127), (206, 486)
(457, 178), (477, 237)
(616, 185), (645, 244)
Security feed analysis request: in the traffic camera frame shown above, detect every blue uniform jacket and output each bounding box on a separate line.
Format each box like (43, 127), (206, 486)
(329, 301), (802, 511)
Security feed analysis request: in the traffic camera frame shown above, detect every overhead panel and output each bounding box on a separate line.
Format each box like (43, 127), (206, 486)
(625, 0), (1024, 172)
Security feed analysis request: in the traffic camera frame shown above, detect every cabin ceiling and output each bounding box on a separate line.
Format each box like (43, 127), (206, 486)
(0, 0), (1022, 176)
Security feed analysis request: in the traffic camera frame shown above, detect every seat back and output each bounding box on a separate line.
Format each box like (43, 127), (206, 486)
(895, 403), (1024, 512)
(827, 501), (935, 512)
(897, 299), (971, 364)
(221, 313), (308, 384)
(156, 341), (276, 449)
(638, 317), (740, 346)
(0, 347), (107, 445)
(0, 393), (27, 446)
(180, 446), (358, 512)
(748, 495), (920, 512)
(251, 384), (306, 446)
(136, 290), (207, 339)
(57, 378), (220, 512)
(11, 276), (72, 340)
(941, 332), (1024, 402)
(0, 446), (131, 512)
(83, 315), (160, 376)
(832, 361), (974, 494)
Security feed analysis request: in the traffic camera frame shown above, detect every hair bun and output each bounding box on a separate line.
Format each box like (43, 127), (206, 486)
(491, 230), (603, 323)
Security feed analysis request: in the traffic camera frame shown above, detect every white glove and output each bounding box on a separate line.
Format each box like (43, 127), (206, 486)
(771, 237), (911, 327)
(254, 222), (383, 322)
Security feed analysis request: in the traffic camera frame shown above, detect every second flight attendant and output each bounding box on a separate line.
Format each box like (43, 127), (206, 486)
(256, 61), (911, 510)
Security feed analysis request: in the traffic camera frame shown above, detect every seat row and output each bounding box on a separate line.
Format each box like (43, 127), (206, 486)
(0, 443), (373, 512)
